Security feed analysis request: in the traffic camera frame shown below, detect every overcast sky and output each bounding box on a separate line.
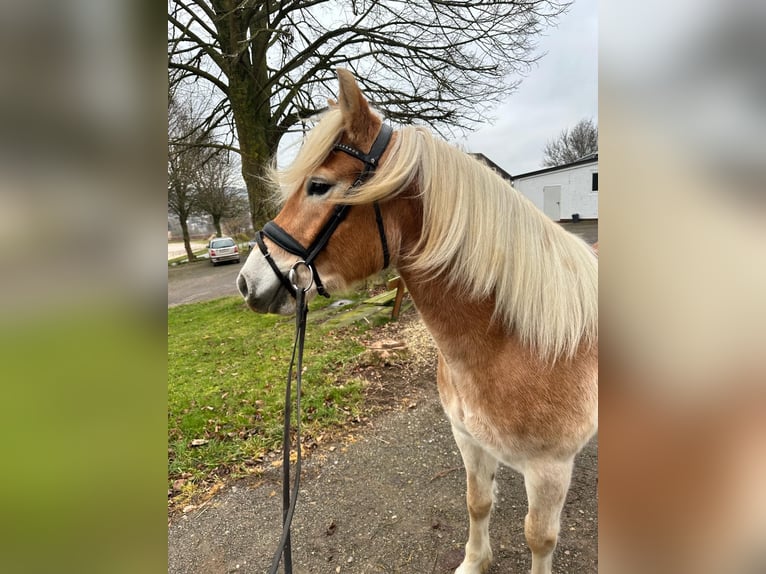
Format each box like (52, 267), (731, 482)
(455, 0), (597, 176)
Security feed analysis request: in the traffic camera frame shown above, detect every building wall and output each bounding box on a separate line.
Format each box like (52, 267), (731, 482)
(512, 161), (599, 221)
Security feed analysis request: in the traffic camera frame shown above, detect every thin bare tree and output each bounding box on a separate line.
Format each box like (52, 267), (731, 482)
(168, 0), (570, 229)
(194, 150), (249, 238)
(168, 94), (206, 262)
(542, 118), (598, 167)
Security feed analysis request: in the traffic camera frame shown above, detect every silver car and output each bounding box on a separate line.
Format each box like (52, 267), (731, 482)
(207, 237), (240, 266)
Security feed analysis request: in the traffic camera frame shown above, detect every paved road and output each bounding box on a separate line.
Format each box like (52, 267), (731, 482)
(168, 252), (250, 307)
(560, 220), (598, 245)
(168, 241), (208, 260)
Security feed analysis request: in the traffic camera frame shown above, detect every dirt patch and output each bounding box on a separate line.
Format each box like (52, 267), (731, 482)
(351, 314), (439, 411)
(168, 310), (597, 573)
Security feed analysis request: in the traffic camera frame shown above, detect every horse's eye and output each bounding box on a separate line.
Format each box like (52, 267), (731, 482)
(307, 180), (333, 196)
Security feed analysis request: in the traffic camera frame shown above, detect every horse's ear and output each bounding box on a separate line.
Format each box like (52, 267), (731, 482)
(336, 68), (376, 145)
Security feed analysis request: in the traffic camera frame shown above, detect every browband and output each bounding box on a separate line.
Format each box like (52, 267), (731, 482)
(334, 124), (393, 171)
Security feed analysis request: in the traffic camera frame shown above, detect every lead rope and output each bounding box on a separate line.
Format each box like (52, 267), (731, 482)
(268, 263), (312, 574)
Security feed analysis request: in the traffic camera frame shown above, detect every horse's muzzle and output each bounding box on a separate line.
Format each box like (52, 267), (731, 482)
(237, 271), (291, 315)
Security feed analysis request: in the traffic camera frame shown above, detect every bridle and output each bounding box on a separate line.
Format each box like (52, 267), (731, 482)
(254, 123), (393, 299)
(261, 123), (393, 574)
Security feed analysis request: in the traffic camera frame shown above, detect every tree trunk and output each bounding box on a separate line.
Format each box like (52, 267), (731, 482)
(213, 215), (222, 237)
(216, 2), (276, 232)
(179, 217), (196, 262)
(239, 148), (274, 231)
(228, 64), (275, 231)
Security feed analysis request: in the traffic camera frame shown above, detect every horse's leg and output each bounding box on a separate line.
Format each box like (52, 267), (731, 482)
(452, 427), (498, 574)
(523, 458), (574, 574)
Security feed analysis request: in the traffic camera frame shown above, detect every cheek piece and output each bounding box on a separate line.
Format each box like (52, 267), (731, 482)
(255, 124), (392, 298)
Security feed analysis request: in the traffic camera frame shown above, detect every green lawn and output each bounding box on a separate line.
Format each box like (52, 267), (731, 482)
(168, 295), (370, 501)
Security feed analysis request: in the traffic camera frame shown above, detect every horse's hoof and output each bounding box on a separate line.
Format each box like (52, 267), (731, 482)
(455, 556), (492, 574)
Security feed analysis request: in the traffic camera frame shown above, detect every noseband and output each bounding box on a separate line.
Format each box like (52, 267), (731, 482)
(255, 124), (393, 298)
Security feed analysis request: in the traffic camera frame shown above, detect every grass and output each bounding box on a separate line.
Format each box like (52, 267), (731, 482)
(168, 294), (373, 503)
(168, 249), (207, 266)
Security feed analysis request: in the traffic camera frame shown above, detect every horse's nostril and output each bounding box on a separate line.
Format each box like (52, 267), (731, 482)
(237, 273), (249, 298)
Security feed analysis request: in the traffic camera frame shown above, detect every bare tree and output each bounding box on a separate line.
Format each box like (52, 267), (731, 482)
(168, 0), (570, 229)
(542, 118), (598, 167)
(168, 95), (204, 262)
(222, 213), (253, 239)
(194, 150), (249, 237)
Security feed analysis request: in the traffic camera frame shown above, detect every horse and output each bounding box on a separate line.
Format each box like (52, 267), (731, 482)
(237, 69), (598, 574)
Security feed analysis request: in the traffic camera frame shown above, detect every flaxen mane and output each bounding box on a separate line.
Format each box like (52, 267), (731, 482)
(274, 109), (598, 363)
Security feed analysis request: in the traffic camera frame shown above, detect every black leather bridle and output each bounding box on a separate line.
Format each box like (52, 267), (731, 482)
(254, 123), (393, 299)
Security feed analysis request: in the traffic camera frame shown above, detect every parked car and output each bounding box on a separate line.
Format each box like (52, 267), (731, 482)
(207, 237), (240, 266)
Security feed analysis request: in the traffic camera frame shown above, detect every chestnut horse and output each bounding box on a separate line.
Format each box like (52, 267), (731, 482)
(237, 70), (597, 574)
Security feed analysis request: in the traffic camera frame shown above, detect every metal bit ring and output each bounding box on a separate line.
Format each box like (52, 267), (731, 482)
(288, 260), (314, 293)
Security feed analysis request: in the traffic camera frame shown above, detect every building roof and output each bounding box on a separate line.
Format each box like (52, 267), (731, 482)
(469, 153), (514, 182)
(512, 153), (598, 180)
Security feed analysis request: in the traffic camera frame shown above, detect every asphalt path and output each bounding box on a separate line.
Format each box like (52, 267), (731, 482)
(168, 252), (250, 307)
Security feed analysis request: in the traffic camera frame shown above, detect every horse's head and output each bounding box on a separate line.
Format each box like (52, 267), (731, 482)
(237, 70), (415, 314)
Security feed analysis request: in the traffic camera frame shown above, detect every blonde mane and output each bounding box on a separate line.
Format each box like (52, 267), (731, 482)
(275, 109), (598, 362)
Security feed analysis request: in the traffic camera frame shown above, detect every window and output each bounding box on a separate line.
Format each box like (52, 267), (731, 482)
(591, 172), (598, 191)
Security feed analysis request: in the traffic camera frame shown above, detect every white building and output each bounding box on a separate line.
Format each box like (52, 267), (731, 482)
(511, 154), (598, 222)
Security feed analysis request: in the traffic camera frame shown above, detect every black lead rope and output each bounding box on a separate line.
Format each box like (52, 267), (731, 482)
(261, 125), (393, 573)
(268, 267), (310, 574)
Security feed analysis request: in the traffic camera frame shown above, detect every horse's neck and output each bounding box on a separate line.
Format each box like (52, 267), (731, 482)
(392, 190), (519, 364)
(398, 269), (506, 366)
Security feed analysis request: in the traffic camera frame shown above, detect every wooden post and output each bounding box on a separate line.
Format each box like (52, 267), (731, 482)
(387, 277), (407, 321)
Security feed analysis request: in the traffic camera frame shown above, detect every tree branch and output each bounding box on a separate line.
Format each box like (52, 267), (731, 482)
(168, 62), (230, 95)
